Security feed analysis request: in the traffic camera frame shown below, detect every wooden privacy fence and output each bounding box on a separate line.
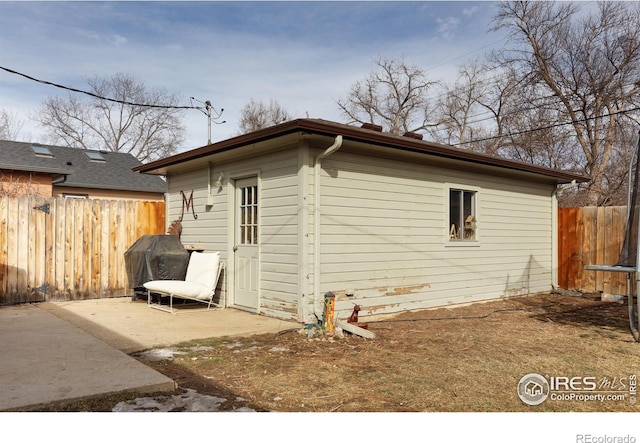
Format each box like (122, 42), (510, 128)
(558, 206), (629, 296)
(0, 196), (165, 305)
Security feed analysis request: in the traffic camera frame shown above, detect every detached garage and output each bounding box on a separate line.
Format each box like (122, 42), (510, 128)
(134, 119), (586, 324)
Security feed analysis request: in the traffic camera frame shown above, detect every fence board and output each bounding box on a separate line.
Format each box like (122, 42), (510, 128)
(0, 196), (165, 304)
(558, 206), (628, 296)
(575, 206), (584, 290)
(0, 198), (8, 300)
(610, 207), (626, 294)
(90, 201), (101, 295)
(7, 198), (19, 296)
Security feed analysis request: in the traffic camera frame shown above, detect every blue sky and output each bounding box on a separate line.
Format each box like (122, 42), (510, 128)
(0, 1), (508, 151)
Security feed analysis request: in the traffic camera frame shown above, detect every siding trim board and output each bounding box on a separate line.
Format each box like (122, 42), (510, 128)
(144, 119), (582, 323)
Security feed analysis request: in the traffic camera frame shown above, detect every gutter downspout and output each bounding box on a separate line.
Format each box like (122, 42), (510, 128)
(313, 135), (343, 319)
(51, 174), (68, 185)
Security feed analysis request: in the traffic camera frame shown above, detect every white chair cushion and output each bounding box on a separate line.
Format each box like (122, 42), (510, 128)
(143, 280), (211, 300)
(185, 252), (221, 288)
(143, 251), (221, 301)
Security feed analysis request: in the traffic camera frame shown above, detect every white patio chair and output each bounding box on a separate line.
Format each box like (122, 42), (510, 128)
(144, 251), (225, 314)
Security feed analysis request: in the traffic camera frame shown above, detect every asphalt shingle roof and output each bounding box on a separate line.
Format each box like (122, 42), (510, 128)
(0, 140), (167, 193)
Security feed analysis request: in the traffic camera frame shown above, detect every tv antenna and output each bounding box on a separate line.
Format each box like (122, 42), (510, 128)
(190, 97), (225, 144)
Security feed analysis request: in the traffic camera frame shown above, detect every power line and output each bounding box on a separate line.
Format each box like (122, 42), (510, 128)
(0, 65), (199, 110)
(5, 65), (639, 150)
(452, 104), (640, 147)
(429, 92), (562, 132)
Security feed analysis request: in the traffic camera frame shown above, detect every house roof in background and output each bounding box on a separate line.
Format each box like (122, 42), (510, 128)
(134, 118), (588, 185)
(0, 140), (167, 193)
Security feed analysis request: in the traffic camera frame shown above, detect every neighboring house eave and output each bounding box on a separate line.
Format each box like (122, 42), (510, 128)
(134, 118), (589, 185)
(53, 181), (166, 194)
(0, 164), (73, 176)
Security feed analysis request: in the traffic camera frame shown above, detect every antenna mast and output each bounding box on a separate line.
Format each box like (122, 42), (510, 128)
(190, 97), (225, 144)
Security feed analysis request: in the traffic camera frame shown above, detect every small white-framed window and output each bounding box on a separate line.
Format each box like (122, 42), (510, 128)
(448, 187), (477, 241)
(63, 193), (88, 200)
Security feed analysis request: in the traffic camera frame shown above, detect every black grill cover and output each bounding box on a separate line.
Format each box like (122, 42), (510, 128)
(124, 235), (190, 289)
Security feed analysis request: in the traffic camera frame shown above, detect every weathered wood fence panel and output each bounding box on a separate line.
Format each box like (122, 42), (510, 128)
(0, 196), (165, 304)
(558, 206), (628, 295)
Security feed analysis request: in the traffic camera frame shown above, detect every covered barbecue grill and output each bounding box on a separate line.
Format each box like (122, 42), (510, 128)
(124, 235), (190, 300)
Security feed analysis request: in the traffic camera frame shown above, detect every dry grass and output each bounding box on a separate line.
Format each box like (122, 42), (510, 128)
(130, 293), (640, 412)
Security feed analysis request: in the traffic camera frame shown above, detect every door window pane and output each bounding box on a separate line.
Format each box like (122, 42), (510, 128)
(239, 185), (258, 244)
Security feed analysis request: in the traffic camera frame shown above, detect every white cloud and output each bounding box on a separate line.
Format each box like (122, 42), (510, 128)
(109, 34), (129, 46)
(437, 16), (462, 40)
(463, 6), (480, 17)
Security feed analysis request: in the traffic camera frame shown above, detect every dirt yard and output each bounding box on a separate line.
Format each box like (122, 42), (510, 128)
(124, 292), (640, 412)
(35, 292), (640, 412)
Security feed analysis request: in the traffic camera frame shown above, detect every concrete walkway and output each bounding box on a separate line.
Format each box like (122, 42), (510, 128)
(0, 298), (299, 411)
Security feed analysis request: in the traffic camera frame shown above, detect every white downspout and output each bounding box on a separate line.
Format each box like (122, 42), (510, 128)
(313, 135), (343, 319)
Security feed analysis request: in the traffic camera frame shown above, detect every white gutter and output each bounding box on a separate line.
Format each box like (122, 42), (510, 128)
(313, 135), (343, 317)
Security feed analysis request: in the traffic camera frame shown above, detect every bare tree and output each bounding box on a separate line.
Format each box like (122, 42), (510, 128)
(0, 109), (24, 140)
(0, 171), (46, 197)
(238, 98), (291, 134)
(491, 1), (640, 205)
(37, 73), (186, 163)
(427, 62), (491, 148)
(337, 57), (438, 135)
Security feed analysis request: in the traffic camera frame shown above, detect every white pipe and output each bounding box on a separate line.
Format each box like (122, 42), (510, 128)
(207, 163), (214, 206)
(313, 135), (343, 318)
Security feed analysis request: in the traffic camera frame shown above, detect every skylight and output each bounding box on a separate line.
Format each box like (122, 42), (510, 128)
(85, 151), (106, 161)
(31, 144), (53, 157)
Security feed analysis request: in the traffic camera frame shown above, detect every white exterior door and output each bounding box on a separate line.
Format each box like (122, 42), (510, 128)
(233, 177), (259, 310)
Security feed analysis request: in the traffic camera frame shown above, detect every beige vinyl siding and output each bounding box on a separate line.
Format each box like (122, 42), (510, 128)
(165, 147), (300, 320)
(166, 168), (229, 306)
(318, 151), (554, 318)
(167, 168), (228, 253)
(259, 161), (300, 319)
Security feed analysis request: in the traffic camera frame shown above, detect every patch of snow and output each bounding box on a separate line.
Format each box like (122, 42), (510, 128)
(134, 345), (217, 361)
(269, 346), (288, 352)
(112, 388), (256, 412)
(189, 346), (215, 352)
(134, 348), (186, 361)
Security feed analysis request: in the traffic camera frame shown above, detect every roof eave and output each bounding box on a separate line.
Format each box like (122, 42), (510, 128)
(0, 164), (73, 175)
(133, 119), (589, 184)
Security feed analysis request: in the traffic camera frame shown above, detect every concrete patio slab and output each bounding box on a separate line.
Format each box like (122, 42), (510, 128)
(0, 304), (175, 411)
(0, 298), (299, 411)
(39, 297), (300, 353)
